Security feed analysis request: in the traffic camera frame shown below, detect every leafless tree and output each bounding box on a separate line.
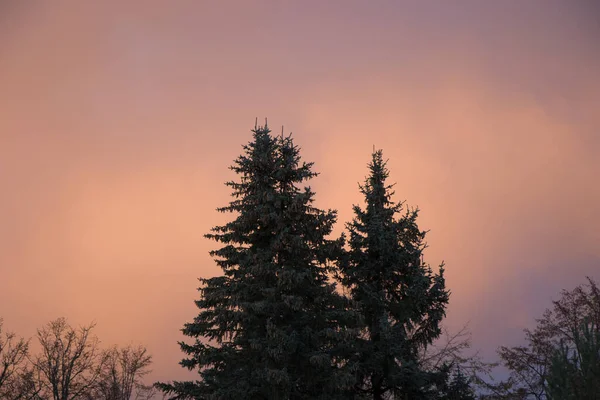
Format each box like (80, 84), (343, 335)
(32, 318), (106, 400)
(3, 366), (45, 400)
(420, 322), (498, 391)
(0, 318), (31, 398)
(96, 344), (154, 400)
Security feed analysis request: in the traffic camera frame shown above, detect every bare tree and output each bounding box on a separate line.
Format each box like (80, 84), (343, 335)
(419, 322), (498, 392)
(0, 318), (31, 397)
(419, 324), (499, 392)
(32, 318), (106, 400)
(96, 344), (154, 400)
(3, 366), (45, 400)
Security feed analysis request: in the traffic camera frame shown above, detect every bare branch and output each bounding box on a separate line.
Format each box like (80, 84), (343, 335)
(32, 318), (104, 400)
(0, 318), (31, 398)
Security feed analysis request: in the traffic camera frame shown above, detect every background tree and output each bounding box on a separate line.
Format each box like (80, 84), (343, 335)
(156, 123), (357, 399)
(545, 318), (600, 400)
(4, 367), (45, 400)
(493, 277), (600, 399)
(420, 323), (497, 396)
(32, 318), (106, 400)
(0, 318), (31, 398)
(0, 318), (155, 400)
(340, 150), (449, 399)
(439, 366), (476, 400)
(96, 345), (154, 400)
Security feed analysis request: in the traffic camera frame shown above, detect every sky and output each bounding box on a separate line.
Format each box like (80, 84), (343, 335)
(1, 0), (599, 387)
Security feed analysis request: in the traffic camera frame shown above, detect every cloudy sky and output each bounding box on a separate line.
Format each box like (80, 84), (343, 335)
(1, 0), (599, 385)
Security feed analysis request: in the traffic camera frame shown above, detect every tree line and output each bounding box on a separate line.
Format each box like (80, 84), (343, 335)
(2, 121), (598, 399)
(0, 318), (154, 400)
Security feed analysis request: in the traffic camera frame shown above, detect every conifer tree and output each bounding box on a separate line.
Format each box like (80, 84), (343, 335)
(546, 318), (600, 400)
(440, 366), (476, 400)
(340, 150), (450, 400)
(156, 123), (356, 400)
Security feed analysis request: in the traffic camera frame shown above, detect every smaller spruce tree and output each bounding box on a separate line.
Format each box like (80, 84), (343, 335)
(340, 150), (450, 400)
(440, 366), (476, 400)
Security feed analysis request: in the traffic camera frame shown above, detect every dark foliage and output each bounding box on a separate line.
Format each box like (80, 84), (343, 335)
(493, 277), (600, 399)
(156, 123), (357, 399)
(339, 150), (450, 399)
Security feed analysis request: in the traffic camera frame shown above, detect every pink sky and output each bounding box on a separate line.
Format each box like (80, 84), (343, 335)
(1, 0), (599, 385)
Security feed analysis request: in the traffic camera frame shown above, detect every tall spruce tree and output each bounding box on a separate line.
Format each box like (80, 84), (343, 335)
(341, 150), (450, 400)
(156, 123), (356, 400)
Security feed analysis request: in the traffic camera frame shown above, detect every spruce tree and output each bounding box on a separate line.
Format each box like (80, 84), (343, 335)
(341, 150), (450, 400)
(440, 366), (476, 400)
(156, 123), (355, 400)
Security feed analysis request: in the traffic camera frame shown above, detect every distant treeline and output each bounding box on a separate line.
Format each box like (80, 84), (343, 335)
(0, 317), (154, 400)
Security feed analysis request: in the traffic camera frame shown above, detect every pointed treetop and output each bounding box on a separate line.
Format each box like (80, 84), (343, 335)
(252, 117), (271, 134)
(366, 148), (391, 191)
